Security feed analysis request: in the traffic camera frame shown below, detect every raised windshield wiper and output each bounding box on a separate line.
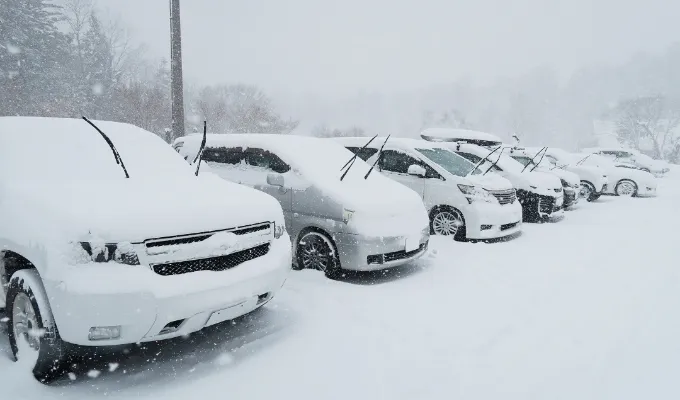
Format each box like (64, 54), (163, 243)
(467, 145), (502, 176)
(483, 147), (505, 175)
(529, 147), (548, 172)
(575, 154), (592, 166)
(521, 146), (546, 173)
(340, 134), (378, 181)
(193, 121), (207, 176)
(82, 116), (129, 178)
(364, 135), (390, 179)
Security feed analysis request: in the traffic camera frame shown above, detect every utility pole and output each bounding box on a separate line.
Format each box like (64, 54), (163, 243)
(170, 0), (185, 141)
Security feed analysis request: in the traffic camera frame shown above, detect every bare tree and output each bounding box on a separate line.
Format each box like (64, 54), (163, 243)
(615, 95), (680, 159)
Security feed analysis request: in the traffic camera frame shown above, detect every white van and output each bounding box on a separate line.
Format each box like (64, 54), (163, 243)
(333, 137), (522, 240)
(0, 117), (291, 382)
(175, 134), (430, 277)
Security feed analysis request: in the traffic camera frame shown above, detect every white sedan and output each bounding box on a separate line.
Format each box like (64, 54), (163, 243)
(574, 153), (658, 197)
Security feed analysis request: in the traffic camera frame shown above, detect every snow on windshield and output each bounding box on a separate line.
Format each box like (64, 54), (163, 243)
(416, 147), (475, 177)
(0, 117), (193, 181)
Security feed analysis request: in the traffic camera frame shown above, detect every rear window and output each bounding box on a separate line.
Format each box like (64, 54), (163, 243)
(202, 147), (244, 165)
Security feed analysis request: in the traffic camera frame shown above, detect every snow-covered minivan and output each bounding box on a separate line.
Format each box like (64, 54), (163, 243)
(333, 137), (522, 241)
(420, 129), (564, 221)
(175, 134), (430, 277)
(0, 117), (292, 382)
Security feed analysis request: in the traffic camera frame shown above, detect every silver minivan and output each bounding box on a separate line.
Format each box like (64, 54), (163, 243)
(175, 134), (430, 277)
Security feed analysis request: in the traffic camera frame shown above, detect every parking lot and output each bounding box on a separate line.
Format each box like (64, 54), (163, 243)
(1, 170), (677, 400)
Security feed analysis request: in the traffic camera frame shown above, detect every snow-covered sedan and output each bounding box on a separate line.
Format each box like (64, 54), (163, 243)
(175, 134), (430, 277)
(333, 137), (522, 241)
(0, 117), (292, 382)
(507, 147), (581, 209)
(515, 147), (608, 202)
(574, 153), (658, 197)
(581, 147), (670, 177)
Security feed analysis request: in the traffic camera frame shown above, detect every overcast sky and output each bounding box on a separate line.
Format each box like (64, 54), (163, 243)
(98, 0), (678, 95)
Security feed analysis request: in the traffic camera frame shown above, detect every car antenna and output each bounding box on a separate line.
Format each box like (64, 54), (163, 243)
(82, 116), (129, 178)
(194, 121), (207, 176)
(467, 145), (502, 176)
(340, 134), (378, 181)
(521, 146), (546, 173)
(482, 147), (505, 175)
(529, 147), (548, 172)
(364, 135), (390, 179)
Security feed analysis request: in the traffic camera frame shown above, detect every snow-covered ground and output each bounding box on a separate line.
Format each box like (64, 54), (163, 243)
(2, 171), (680, 399)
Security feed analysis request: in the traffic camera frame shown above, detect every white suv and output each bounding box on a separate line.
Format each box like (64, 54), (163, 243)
(333, 137), (522, 240)
(0, 117), (291, 382)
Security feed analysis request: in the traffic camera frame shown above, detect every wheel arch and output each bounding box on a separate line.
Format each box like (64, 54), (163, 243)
(292, 226), (340, 267)
(1, 250), (40, 307)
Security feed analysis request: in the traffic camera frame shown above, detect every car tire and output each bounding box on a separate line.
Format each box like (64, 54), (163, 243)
(430, 206), (466, 241)
(615, 179), (638, 197)
(296, 231), (341, 278)
(579, 181), (598, 202)
(7, 269), (67, 383)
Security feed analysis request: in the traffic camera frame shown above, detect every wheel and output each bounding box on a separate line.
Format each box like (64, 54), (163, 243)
(430, 207), (466, 240)
(296, 231), (340, 278)
(7, 269), (66, 383)
(615, 180), (637, 197)
(579, 181), (597, 202)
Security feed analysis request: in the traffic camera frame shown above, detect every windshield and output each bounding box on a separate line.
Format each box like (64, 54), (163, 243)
(0, 119), (194, 181)
(416, 147), (475, 177)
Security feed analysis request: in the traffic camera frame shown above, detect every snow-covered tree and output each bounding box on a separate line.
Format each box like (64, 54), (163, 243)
(615, 95), (680, 159)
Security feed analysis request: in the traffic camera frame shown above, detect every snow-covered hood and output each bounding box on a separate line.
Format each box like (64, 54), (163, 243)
(511, 171), (562, 196)
(5, 175), (285, 243)
(465, 173), (513, 191)
(540, 167), (579, 187)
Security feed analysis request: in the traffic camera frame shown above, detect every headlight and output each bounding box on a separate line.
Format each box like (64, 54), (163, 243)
(79, 241), (140, 265)
(457, 184), (497, 204)
(274, 222), (285, 239)
(530, 185), (538, 189)
(342, 208), (355, 224)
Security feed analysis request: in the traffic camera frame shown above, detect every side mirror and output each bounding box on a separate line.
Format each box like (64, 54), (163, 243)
(407, 164), (427, 177)
(267, 173), (285, 187)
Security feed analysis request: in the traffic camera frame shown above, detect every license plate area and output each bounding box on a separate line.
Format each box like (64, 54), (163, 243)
(205, 299), (254, 327)
(405, 235), (420, 252)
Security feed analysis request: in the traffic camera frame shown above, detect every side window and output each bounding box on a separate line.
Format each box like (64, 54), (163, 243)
(379, 150), (441, 178)
(173, 143), (183, 153)
(346, 146), (378, 161)
(244, 148), (291, 173)
(202, 147), (244, 165)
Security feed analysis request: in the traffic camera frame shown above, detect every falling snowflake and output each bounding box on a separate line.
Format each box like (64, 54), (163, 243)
(68, 373), (77, 381)
(216, 352), (235, 366)
(6, 43), (21, 54)
(92, 83), (104, 96)
(108, 363), (119, 372)
(87, 369), (101, 378)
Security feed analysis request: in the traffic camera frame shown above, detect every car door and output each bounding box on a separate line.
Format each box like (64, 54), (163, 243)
(376, 149), (427, 197)
(243, 148), (294, 231)
(201, 146), (245, 182)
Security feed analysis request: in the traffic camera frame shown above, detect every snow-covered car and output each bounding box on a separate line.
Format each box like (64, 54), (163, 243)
(0, 117), (292, 382)
(573, 152), (658, 197)
(332, 137), (522, 241)
(581, 147), (670, 177)
(515, 147), (608, 202)
(507, 147), (582, 208)
(175, 134), (430, 277)
(420, 129), (564, 221)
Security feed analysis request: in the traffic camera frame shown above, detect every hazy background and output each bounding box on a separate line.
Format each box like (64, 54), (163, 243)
(99, 0), (677, 94)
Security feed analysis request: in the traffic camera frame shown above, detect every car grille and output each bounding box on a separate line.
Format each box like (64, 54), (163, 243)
(554, 188), (562, 193)
(501, 222), (519, 231)
(151, 243), (270, 276)
(368, 242), (427, 264)
(145, 223), (271, 248)
(488, 189), (516, 205)
(539, 197), (561, 214)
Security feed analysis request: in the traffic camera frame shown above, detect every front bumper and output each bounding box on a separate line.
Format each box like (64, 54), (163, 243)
(637, 184), (658, 197)
(563, 187), (579, 208)
(463, 201), (523, 239)
(333, 230), (429, 271)
(44, 236), (292, 346)
(517, 189), (564, 221)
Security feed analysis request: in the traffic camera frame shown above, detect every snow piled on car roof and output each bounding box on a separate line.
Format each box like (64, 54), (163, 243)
(420, 128), (503, 143)
(179, 134), (426, 216)
(0, 117), (191, 181)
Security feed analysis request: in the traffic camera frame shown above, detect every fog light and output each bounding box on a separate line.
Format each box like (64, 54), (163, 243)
(88, 326), (121, 341)
(481, 224), (493, 231)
